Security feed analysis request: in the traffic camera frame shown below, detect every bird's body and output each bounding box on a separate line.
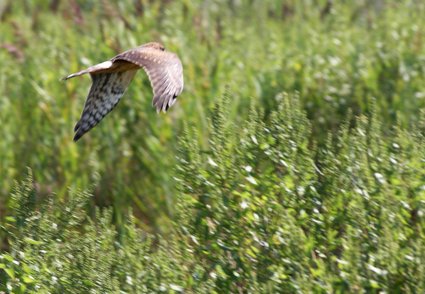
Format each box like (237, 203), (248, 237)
(63, 42), (184, 141)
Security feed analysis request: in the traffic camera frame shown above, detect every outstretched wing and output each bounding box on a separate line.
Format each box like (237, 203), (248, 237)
(113, 47), (184, 112)
(72, 69), (137, 141)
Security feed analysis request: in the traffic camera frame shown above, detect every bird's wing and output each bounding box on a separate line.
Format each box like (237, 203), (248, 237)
(113, 47), (184, 112)
(62, 61), (116, 80)
(73, 69), (137, 141)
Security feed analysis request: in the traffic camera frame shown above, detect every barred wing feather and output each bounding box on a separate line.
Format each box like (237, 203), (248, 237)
(113, 48), (184, 112)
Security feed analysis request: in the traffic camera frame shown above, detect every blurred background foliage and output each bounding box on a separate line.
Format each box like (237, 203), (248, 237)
(0, 0), (424, 291)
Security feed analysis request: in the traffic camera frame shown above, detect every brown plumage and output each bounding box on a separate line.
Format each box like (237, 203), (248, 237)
(63, 42), (184, 141)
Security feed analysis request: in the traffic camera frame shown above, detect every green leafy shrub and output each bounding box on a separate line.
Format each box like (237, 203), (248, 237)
(2, 95), (423, 292)
(176, 94), (425, 292)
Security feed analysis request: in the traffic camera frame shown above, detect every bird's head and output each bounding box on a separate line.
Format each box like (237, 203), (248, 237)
(142, 42), (165, 51)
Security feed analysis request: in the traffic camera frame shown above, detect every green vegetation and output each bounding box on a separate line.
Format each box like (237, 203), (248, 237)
(1, 0), (424, 292)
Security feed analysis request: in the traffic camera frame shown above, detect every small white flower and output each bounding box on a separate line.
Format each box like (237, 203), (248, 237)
(374, 173), (386, 184)
(169, 284), (183, 292)
(240, 201), (248, 209)
(246, 176), (257, 185)
(207, 157), (218, 167)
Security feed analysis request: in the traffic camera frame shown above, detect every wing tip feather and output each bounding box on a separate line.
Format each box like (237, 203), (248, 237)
(153, 93), (179, 113)
(73, 130), (84, 142)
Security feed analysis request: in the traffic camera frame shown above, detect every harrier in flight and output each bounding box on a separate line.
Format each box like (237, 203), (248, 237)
(63, 42), (184, 141)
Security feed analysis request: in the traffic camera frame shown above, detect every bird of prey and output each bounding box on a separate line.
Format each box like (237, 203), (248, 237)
(63, 42), (184, 141)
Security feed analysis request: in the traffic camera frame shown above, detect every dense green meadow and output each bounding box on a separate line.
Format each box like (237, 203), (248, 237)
(1, 0), (424, 292)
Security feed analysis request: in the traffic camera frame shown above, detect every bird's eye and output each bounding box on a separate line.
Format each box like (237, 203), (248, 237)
(160, 47), (165, 51)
